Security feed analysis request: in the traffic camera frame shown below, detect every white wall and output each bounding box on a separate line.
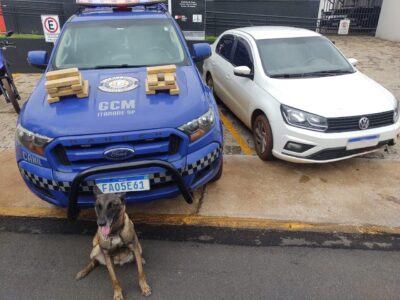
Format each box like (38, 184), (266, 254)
(376, 0), (400, 42)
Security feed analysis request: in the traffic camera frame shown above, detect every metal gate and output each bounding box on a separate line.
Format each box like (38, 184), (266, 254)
(319, 0), (383, 35)
(1, 0), (383, 36)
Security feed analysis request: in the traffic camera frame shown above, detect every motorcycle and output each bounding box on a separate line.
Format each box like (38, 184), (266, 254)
(0, 31), (21, 113)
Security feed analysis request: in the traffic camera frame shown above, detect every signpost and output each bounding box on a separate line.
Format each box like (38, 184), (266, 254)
(169, 0), (206, 41)
(338, 19), (350, 35)
(41, 15), (61, 43)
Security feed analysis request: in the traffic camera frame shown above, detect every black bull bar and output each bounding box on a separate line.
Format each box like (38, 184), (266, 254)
(67, 160), (194, 220)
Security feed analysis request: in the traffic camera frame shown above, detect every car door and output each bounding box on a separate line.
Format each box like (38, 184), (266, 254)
(211, 34), (237, 105)
(229, 36), (258, 122)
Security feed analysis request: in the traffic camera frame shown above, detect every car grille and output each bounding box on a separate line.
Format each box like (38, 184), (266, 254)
(307, 140), (391, 161)
(50, 133), (183, 172)
(326, 111), (394, 133)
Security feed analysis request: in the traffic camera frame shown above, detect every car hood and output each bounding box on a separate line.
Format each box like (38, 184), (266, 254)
(21, 66), (208, 138)
(263, 72), (396, 118)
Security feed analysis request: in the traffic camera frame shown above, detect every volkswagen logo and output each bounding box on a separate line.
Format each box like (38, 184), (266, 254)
(104, 147), (135, 161)
(359, 117), (370, 130)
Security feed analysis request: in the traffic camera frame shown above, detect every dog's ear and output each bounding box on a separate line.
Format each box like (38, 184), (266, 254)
(118, 193), (126, 204)
(93, 186), (102, 196)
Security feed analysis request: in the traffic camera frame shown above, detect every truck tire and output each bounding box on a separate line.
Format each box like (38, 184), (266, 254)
(209, 156), (223, 182)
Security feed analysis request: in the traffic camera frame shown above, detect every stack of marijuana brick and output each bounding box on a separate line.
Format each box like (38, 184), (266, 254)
(145, 64), (180, 96)
(45, 68), (89, 103)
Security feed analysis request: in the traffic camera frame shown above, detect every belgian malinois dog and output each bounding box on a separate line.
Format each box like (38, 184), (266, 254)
(76, 188), (151, 300)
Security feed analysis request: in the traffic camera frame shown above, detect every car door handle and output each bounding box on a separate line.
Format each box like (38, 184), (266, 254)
(225, 74), (231, 80)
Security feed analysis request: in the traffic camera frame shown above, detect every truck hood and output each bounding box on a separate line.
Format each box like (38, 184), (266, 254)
(21, 66), (209, 138)
(263, 72), (396, 118)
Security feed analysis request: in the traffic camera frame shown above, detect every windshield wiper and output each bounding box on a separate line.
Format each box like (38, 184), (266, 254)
(270, 73), (306, 78)
(94, 64), (145, 69)
(301, 69), (355, 77)
(270, 69), (354, 79)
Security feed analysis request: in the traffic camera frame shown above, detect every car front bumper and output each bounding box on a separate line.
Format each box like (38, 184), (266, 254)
(272, 120), (400, 164)
(17, 142), (223, 210)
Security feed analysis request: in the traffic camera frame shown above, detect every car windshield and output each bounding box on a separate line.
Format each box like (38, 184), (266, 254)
(52, 18), (188, 70)
(256, 36), (355, 78)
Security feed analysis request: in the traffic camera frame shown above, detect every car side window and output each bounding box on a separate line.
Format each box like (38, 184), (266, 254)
(232, 38), (253, 69)
(216, 35), (235, 61)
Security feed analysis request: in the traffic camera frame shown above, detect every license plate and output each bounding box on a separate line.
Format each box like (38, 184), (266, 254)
(95, 176), (150, 194)
(346, 135), (379, 150)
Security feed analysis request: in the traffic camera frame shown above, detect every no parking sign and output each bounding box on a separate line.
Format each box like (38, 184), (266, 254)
(41, 15), (60, 43)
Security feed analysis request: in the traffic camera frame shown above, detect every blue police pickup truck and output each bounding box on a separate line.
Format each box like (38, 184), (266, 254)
(16, 0), (223, 219)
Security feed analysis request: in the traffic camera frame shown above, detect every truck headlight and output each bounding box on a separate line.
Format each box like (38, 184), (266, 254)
(16, 124), (53, 156)
(394, 98), (400, 122)
(178, 107), (215, 142)
(281, 105), (328, 132)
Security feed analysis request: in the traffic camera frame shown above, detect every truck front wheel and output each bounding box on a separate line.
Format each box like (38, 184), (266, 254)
(209, 156), (223, 183)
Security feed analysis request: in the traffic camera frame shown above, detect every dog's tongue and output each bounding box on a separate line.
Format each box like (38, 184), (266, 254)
(100, 224), (111, 237)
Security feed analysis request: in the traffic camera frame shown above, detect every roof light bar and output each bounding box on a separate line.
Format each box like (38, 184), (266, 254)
(76, 0), (166, 6)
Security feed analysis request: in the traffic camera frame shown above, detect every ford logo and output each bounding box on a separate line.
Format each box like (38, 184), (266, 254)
(104, 147), (135, 161)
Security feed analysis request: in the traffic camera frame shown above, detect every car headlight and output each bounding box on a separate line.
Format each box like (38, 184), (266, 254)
(394, 98), (400, 122)
(281, 105), (328, 132)
(178, 107), (215, 142)
(16, 124), (53, 156)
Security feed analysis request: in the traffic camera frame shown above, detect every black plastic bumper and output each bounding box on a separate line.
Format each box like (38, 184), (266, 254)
(67, 160), (194, 220)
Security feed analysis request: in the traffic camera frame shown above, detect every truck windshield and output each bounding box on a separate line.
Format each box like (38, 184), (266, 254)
(52, 18), (188, 70)
(257, 36), (354, 78)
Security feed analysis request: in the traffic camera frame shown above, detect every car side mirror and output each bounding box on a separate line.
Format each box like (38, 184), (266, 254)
(233, 66), (253, 79)
(192, 43), (211, 62)
(27, 51), (48, 69)
(348, 58), (358, 66)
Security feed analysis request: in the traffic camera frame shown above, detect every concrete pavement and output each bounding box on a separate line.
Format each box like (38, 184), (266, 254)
(2, 147), (400, 249)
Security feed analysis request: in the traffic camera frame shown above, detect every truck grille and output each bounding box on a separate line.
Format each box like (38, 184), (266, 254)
(50, 132), (183, 172)
(326, 111), (394, 133)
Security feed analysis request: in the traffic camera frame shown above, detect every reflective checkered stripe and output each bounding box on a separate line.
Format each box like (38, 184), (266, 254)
(19, 146), (222, 193)
(181, 146), (222, 176)
(19, 170), (174, 193)
(19, 169), (60, 191)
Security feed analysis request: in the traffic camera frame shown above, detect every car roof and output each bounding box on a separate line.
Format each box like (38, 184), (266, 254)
(232, 26), (321, 40)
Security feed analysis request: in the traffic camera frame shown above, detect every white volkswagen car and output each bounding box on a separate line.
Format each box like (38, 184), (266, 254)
(203, 26), (400, 163)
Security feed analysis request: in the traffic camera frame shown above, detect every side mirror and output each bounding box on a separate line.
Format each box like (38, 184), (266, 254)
(192, 43), (211, 62)
(233, 66), (253, 79)
(5, 31), (14, 37)
(348, 58), (358, 66)
(27, 51), (48, 69)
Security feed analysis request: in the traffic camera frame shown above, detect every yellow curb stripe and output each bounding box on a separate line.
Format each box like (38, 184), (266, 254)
(1, 207), (400, 235)
(0, 207), (66, 219)
(219, 109), (253, 155)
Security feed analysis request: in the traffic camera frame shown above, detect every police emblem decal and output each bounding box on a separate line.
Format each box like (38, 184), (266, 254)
(99, 76), (139, 93)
